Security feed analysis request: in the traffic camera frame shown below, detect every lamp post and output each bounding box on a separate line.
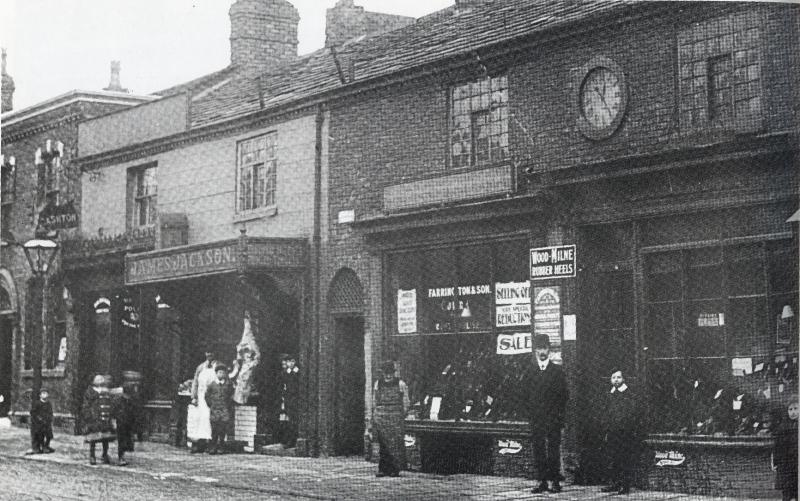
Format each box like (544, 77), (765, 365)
(22, 238), (59, 398)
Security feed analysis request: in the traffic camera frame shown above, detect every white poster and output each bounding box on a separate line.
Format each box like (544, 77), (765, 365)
(495, 281), (531, 327)
(496, 332), (532, 355)
(397, 289), (417, 334)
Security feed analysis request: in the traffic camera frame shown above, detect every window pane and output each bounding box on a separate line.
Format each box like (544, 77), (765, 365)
(728, 296), (767, 355)
(421, 248), (456, 333)
(726, 243), (765, 296)
(687, 247), (723, 299)
(457, 245), (492, 332)
(645, 253), (681, 301)
(643, 302), (678, 357)
(686, 299), (725, 356)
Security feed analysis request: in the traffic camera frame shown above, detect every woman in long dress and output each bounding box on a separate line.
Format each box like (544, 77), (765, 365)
(189, 350), (219, 452)
(372, 360), (410, 477)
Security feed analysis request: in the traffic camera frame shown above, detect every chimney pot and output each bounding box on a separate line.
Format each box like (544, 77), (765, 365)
(1, 48), (15, 112)
(103, 60), (129, 93)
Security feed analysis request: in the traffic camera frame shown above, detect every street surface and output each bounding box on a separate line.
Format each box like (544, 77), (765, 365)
(0, 425), (778, 500)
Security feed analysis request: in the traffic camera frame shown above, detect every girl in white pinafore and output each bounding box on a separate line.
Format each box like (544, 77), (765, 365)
(189, 351), (219, 452)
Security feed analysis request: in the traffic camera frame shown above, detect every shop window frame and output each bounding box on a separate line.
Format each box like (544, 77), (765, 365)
(642, 234), (798, 436)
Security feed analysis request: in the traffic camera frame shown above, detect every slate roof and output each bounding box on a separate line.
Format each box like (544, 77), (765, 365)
(187, 0), (639, 128)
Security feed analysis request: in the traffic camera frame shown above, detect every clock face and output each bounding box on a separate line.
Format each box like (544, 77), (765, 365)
(580, 67), (622, 129)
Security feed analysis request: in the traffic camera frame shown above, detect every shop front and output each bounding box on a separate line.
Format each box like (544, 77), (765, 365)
(102, 234), (308, 451)
(357, 209), (580, 478)
(566, 147), (798, 496)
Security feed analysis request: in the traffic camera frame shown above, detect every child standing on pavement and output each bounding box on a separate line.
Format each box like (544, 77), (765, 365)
(29, 388), (54, 454)
(204, 365), (232, 454)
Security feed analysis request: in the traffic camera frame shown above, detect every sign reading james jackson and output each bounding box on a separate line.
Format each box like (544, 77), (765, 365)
(126, 243), (237, 284)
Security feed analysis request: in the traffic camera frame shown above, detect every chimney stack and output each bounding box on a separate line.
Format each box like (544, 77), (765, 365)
(229, 0), (300, 74)
(103, 60), (129, 93)
(1, 48), (15, 113)
(325, 0), (414, 48)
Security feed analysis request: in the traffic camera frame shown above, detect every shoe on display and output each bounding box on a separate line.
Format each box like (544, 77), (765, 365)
(600, 485), (619, 493)
(550, 481), (562, 493)
(615, 487), (630, 495)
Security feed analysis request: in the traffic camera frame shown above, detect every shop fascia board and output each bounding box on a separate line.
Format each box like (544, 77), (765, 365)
(535, 130), (797, 188)
(352, 188), (553, 236)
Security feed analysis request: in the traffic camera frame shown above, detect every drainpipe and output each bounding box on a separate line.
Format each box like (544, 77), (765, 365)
(311, 103), (325, 456)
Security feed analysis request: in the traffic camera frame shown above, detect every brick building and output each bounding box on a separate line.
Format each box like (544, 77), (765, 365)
(316, 0), (800, 496)
(0, 55), (154, 428)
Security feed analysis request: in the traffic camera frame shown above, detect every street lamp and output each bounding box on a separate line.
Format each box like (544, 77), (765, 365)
(22, 238), (59, 398)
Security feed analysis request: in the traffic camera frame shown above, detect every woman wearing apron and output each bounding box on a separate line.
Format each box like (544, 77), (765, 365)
(189, 350), (219, 453)
(372, 360), (410, 477)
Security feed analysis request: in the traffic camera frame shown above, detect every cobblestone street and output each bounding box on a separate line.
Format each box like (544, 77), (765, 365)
(0, 425), (780, 500)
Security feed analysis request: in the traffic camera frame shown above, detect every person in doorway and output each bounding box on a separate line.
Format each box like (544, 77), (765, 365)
(29, 388), (54, 454)
(526, 334), (569, 494)
(82, 375), (116, 465)
(190, 349), (220, 453)
(205, 364), (233, 454)
(600, 369), (642, 495)
(278, 353), (300, 448)
(371, 360), (410, 478)
(774, 399), (798, 501)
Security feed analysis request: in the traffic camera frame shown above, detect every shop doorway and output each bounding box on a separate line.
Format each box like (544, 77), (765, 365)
(333, 315), (365, 456)
(0, 315), (12, 416)
(576, 224), (635, 484)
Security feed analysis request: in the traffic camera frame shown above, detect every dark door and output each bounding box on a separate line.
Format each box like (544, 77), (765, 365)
(576, 225), (636, 484)
(0, 316), (13, 416)
(333, 316), (365, 456)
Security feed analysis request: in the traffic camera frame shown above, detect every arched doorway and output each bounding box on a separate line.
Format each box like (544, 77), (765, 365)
(0, 270), (18, 417)
(328, 268), (365, 456)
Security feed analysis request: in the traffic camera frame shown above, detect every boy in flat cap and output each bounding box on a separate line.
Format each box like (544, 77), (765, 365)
(29, 388), (54, 454)
(526, 334), (568, 493)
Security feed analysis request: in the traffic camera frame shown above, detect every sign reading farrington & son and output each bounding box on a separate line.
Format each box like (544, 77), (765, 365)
(126, 243), (237, 285)
(530, 245), (576, 280)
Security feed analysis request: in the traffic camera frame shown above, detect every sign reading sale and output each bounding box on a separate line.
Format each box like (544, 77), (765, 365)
(530, 245), (576, 280)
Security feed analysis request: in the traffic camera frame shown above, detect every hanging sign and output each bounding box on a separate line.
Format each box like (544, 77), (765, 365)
(534, 286), (561, 347)
(120, 296), (140, 329)
(397, 289), (417, 334)
(495, 281), (531, 327)
(38, 200), (79, 231)
(530, 245), (576, 280)
(496, 332), (532, 355)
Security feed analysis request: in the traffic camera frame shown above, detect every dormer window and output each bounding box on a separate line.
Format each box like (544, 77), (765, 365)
(450, 75), (509, 168)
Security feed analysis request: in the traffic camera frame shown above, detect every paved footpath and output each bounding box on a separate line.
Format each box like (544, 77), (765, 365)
(0, 425), (776, 500)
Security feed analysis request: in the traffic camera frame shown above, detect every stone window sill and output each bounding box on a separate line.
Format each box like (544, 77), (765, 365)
(233, 205), (277, 223)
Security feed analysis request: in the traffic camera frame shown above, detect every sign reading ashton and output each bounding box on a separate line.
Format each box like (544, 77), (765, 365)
(126, 244), (237, 285)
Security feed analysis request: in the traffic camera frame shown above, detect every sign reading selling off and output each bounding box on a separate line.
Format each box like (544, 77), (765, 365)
(530, 245), (576, 280)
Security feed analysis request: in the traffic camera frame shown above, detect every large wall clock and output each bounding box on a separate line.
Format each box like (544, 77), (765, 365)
(575, 56), (628, 140)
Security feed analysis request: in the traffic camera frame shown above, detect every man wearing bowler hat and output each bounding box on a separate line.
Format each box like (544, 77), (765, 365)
(526, 333), (568, 493)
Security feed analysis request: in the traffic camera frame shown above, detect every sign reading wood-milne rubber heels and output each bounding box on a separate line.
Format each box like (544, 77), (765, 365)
(529, 245), (576, 280)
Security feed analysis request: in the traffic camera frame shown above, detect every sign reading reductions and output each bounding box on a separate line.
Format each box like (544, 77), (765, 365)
(530, 245), (576, 280)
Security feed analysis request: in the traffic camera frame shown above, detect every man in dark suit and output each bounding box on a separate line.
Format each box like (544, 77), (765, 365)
(527, 334), (569, 494)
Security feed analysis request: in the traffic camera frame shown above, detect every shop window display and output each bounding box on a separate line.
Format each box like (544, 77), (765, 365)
(388, 239), (532, 422)
(644, 239), (798, 436)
